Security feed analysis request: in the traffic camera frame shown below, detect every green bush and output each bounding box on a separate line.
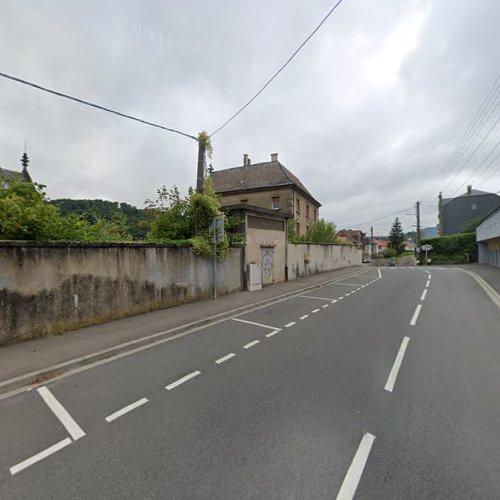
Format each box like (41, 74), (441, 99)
(382, 247), (398, 258)
(421, 233), (476, 255)
(0, 178), (133, 242)
(146, 178), (230, 259)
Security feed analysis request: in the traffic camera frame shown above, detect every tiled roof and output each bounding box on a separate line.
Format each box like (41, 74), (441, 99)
(211, 161), (321, 206)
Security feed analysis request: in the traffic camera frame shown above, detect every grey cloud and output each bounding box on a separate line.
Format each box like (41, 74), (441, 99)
(1, 0), (499, 234)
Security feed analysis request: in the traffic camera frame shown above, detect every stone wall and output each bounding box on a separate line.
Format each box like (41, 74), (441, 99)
(0, 242), (242, 345)
(286, 243), (362, 280)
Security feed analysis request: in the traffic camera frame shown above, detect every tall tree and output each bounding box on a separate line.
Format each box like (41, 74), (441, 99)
(389, 217), (405, 255)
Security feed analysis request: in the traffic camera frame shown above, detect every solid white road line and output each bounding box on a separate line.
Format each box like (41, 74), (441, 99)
(336, 433), (376, 500)
(300, 295), (336, 301)
(312, 309), (320, 313)
(243, 340), (260, 349)
(37, 386), (85, 441)
(215, 353), (236, 364)
(378, 268), (382, 278)
(300, 314), (309, 320)
(105, 398), (148, 423)
(232, 318), (281, 331)
(284, 322), (296, 328)
(410, 304), (422, 326)
(322, 304), (329, 308)
(420, 289), (428, 301)
(265, 330), (280, 337)
(425, 280), (430, 288)
(384, 337), (410, 392)
(10, 437), (72, 476)
(166, 370), (201, 390)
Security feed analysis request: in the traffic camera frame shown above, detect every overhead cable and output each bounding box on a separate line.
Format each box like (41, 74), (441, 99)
(0, 71), (198, 141)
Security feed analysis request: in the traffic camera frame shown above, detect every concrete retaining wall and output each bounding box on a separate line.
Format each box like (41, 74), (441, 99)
(0, 242), (242, 345)
(286, 243), (362, 280)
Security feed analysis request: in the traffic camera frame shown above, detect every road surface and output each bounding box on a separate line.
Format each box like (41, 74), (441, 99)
(1, 266), (499, 499)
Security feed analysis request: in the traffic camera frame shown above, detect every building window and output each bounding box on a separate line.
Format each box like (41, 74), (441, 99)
(272, 196), (280, 210)
(240, 198), (248, 204)
(314, 209), (317, 222)
(306, 204), (310, 217)
(296, 198), (300, 213)
(296, 222), (300, 235)
(471, 203), (477, 210)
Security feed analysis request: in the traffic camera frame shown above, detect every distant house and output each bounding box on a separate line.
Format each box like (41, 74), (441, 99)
(404, 240), (416, 252)
(372, 238), (388, 255)
(211, 153), (321, 238)
(0, 153), (32, 188)
(338, 229), (366, 250)
(439, 186), (500, 235)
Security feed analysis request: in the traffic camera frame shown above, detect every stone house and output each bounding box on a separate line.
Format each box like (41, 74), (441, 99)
(211, 153), (321, 238)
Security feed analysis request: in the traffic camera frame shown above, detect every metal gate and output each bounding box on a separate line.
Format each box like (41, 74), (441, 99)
(261, 247), (274, 285)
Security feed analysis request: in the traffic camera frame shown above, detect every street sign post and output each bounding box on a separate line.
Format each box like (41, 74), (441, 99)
(210, 215), (225, 299)
(421, 244), (433, 264)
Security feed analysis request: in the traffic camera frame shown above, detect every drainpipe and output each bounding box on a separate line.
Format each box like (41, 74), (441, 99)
(285, 216), (289, 282)
(243, 211), (248, 290)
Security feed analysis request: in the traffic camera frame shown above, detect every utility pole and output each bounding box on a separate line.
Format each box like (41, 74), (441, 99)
(370, 226), (374, 258)
(196, 139), (206, 193)
(416, 201), (421, 250)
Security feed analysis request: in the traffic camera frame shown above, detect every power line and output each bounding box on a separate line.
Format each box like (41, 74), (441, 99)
(474, 147), (500, 187)
(338, 206), (414, 229)
(0, 71), (198, 141)
(450, 134), (500, 196)
(209, 0), (346, 137)
(440, 73), (500, 182)
(442, 113), (500, 194)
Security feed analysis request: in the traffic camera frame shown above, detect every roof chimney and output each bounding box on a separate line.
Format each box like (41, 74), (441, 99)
(467, 185), (472, 196)
(271, 152), (278, 162)
(243, 154), (251, 166)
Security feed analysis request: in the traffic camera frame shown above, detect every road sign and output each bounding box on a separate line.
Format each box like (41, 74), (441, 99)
(421, 244), (433, 251)
(210, 215), (225, 243)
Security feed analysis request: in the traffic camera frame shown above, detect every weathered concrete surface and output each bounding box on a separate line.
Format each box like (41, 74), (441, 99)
(0, 242), (242, 345)
(286, 243), (362, 280)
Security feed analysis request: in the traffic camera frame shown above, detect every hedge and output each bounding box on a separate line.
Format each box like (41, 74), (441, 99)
(420, 232), (476, 256)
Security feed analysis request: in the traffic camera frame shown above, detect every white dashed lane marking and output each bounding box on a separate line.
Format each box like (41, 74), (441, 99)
(10, 438), (72, 476)
(410, 304), (422, 326)
(243, 340), (260, 349)
(336, 433), (376, 500)
(105, 398), (148, 423)
(265, 330), (280, 337)
(166, 371), (201, 391)
(215, 353), (236, 364)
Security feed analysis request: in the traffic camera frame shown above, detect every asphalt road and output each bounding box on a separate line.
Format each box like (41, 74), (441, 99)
(0, 266), (499, 499)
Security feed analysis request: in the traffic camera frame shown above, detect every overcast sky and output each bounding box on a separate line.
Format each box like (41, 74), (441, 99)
(1, 0), (499, 235)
